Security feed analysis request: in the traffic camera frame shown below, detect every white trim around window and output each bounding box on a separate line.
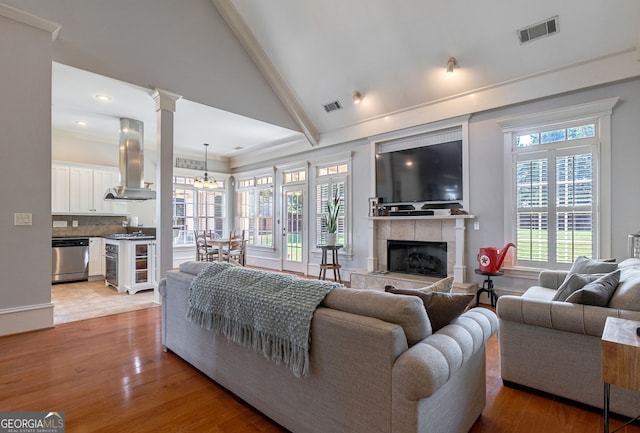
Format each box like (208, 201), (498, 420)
(309, 152), (353, 255)
(498, 97), (619, 275)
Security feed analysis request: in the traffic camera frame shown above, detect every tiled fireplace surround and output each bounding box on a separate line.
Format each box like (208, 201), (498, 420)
(351, 215), (476, 292)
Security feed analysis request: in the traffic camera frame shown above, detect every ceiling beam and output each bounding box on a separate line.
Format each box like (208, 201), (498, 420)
(212, 0), (320, 146)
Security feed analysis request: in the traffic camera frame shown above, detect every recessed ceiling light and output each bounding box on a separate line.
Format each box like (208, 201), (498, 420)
(76, 120), (88, 126)
(95, 94), (112, 102)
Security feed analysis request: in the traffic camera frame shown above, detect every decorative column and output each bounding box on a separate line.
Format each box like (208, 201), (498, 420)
(152, 88), (181, 304)
(454, 217), (468, 283)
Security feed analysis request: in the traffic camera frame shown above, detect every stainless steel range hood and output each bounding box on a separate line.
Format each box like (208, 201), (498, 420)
(104, 118), (156, 201)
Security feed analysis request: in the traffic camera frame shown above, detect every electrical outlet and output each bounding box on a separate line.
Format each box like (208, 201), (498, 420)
(72, 220), (78, 227)
(473, 221), (480, 230)
(14, 213), (32, 226)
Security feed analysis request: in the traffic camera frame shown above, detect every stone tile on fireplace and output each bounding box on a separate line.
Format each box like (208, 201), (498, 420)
(377, 238), (388, 271)
(442, 220), (456, 243)
(376, 220), (391, 241)
(414, 219), (443, 241)
(447, 247), (456, 276)
(390, 220), (415, 240)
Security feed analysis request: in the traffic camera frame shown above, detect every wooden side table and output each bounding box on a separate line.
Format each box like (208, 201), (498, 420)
(601, 316), (640, 433)
(317, 244), (343, 284)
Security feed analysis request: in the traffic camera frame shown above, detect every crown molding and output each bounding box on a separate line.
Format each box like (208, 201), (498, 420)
(0, 3), (61, 40)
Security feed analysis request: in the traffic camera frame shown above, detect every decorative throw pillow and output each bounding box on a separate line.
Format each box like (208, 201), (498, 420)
(417, 276), (455, 293)
(552, 273), (603, 302)
(385, 286), (474, 332)
(565, 270), (620, 307)
(567, 256), (617, 276)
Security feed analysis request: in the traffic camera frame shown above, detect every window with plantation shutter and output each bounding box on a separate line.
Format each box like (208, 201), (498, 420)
(313, 160), (349, 249)
(555, 152), (593, 263)
(512, 124), (597, 268)
(500, 98), (617, 272)
(516, 157), (549, 262)
(316, 180), (345, 245)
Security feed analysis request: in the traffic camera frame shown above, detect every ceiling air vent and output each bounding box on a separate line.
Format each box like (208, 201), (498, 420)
(323, 100), (342, 113)
(517, 15), (559, 44)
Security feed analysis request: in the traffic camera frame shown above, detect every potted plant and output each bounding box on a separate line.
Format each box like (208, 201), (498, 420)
(325, 194), (341, 245)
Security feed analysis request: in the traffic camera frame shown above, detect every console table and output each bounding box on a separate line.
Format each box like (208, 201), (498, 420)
(601, 316), (640, 433)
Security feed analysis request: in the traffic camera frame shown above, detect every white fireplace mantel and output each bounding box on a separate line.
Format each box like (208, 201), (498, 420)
(365, 214), (475, 283)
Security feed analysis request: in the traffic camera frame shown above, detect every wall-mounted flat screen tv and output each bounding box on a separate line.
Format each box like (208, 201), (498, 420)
(375, 140), (463, 204)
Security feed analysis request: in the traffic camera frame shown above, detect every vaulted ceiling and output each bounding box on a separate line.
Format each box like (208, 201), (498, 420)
(4, 0), (640, 165)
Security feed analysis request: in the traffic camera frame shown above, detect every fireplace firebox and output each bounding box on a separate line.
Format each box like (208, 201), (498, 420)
(387, 240), (447, 278)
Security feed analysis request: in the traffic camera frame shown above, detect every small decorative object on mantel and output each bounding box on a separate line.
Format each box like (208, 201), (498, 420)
(450, 208), (469, 215)
(368, 197), (380, 217)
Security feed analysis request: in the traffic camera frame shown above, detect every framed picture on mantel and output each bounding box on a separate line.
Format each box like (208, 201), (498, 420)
(369, 197), (380, 217)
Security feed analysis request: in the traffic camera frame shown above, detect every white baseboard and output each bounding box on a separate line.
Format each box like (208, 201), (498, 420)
(246, 256), (281, 270)
(0, 303), (54, 336)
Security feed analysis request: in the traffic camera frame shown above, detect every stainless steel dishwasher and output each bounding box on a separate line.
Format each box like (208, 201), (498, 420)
(52, 237), (90, 283)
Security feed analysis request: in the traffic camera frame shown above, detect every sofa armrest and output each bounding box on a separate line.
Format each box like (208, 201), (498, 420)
(538, 270), (569, 289)
(392, 308), (497, 401)
(497, 295), (640, 337)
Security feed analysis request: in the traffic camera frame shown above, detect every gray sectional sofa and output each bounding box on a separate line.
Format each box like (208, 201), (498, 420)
(497, 258), (640, 417)
(159, 261), (498, 433)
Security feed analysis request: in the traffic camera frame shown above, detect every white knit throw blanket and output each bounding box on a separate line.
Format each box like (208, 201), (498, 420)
(187, 263), (340, 378)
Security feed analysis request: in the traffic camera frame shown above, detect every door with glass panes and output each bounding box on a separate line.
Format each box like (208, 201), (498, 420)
(282, 185), (305, 273)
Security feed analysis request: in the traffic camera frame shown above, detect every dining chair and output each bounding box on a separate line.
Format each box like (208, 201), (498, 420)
(195, 230), (218, 261)
(222, 230), (245, 265)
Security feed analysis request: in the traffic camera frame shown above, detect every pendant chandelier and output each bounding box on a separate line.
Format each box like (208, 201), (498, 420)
(193, 143), (219, 189)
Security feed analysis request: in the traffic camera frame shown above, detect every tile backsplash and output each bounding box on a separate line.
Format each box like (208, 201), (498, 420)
(52, 215), (128, 237)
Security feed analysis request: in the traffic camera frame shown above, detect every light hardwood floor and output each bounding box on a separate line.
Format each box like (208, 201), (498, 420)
(1, 307), (639, 432)
(51, 279), (157, 324)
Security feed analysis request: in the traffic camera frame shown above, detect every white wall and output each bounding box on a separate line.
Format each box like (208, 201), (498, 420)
(0, 9), (57, 335)
(2, 0), (299, 133)
(466, 78), (640, 293)
(232, 78), (640, 294)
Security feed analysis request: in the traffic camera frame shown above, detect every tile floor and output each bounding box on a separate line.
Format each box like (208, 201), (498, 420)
(51, 279), (158, 324)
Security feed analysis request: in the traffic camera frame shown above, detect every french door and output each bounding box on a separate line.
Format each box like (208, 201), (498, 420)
(282, 185), (305, 273)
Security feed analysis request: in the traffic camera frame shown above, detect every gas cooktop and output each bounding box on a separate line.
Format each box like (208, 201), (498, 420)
(105, 233), (155, 240)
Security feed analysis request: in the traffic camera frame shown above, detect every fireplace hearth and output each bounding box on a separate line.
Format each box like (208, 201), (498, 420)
(387, 240), (447, 278)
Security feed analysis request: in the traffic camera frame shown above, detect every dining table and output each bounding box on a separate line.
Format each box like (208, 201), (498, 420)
(206, 237), (230, 262)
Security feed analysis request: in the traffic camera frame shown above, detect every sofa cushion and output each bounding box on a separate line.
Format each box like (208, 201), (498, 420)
(385, 286), (474, 332)
(523, 286), (557, 300)
(552, 273), (603, 302)
(322, 287), (432, 345)
(565, 270), (620, 306)
(608, 266), (640, 311)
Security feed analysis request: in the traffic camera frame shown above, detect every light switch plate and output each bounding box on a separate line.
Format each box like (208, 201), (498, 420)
(14, 213), (33, 226)
(53, 220), (68, 228)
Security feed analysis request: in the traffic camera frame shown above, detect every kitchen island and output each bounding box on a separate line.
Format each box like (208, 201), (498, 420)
(104, 233), (156, 294)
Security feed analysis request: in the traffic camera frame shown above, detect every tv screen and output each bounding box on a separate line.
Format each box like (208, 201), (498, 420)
(375, 140), (463, 204)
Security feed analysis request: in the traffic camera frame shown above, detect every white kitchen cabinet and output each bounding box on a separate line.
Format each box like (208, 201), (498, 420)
(51, 164), (70, 213)
(69, 167), (94, 213)
(92, 169), (127, 214)
(88, 237), (105, 277)
(52, 162), (127, 215)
